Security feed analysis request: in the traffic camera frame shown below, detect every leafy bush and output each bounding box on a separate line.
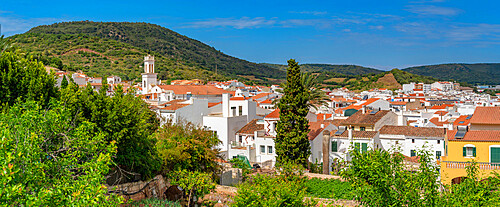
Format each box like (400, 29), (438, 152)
(0, 101), (122, 205)
(169, 170), (216, 206)
(155, 121), (221, 178)
(232, 174), (314, 207)
(305, 178), (354, 200)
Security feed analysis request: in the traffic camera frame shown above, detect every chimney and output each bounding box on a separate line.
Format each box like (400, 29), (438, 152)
(322, 130), (330, 175)
(321, 124), (325, 129)
(362, 105), (366, 114)
(348, 126), (353, 141)
(222, 93), (230, 117)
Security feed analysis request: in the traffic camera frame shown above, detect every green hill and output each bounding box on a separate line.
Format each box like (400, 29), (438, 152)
(403, 63), (500, 85)
(261, 63), (383, 75)
(10, 21), (285, 83)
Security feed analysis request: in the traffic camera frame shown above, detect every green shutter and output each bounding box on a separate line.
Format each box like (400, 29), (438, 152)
(491, 148), (500, 163)
(331, 141), (338, 152)
(411, 150), (416, 157)
(436, 151), (442, 160)
(473, 147), (477, 157)
(362, 143), (368, 153)
(463, 147), (466, 157)
(354, 143), (360, 152)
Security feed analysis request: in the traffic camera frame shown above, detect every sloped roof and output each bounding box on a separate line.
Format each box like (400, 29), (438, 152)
(453, 115), (471, 126)
(157, 85), (232, 95)
(251, 93), (273, 100)
(332, 130), (378, 139)
(341, 110), (391, 126)
(308, 121), (330, 140)
(379, 125), (445, 138)
(429, 117), (447, 127)
(265, 109), (280, 119)
(448, 130), (500, 142)
(160, 99), (190, 111)
(208, 102), (221, 108)
(237, 119), (264, 134)
(470, 107), (500, 125)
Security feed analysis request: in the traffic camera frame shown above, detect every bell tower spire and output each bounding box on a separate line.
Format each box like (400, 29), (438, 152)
(142, 55), (158, 94)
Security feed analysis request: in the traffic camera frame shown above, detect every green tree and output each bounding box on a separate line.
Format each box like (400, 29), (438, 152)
(0, 52), (58, 107)
(275, 59), (310, 167)
(155, 121), (221, 178)
(60, 74), (69, 89)
(59, 83), (161, 179)
(169, 170), (216, 206)
(0, 101), (122, 206)
(0, 35), (12, 54)
(301, 73), (329, 110)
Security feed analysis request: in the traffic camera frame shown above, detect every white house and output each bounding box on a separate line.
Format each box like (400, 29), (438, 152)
(378, 125), (446, 160)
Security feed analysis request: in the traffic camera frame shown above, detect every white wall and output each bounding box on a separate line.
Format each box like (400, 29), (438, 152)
(254, 136), (276, 165)
(203, 115), (248, 155)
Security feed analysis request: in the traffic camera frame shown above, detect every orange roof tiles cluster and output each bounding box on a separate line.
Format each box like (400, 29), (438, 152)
(470, 107), (500, 125)
(379, 125), (446, 137)
(265, 109), (280, 119)
(158, 85), (233, 95)
(448, 130), (500, 142)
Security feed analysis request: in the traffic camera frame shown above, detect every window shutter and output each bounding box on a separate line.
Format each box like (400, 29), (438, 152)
(473, 147), (476, 157)
(331, 141), (338, 152)
(463, 147), (466, 157)
(362, 143), (368, 153)
(411, 150), (416, 157)
(491, 148), (500, 163)
(354, 143), (360, 152)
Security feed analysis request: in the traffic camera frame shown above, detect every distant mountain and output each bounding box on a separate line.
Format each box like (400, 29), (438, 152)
(261, 63), (383, 75)
(403, 63), (500, 85)
(10, 21), (285, 83)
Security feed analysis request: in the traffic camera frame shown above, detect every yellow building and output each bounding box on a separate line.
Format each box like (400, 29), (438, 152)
(440, 107), (500, 184)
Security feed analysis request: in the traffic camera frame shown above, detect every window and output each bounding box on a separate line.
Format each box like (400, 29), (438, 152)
(360, 127), (366, 131)
(268, 146), (273, 154)
(260, 145), (266, 153)
(491, 147), (500, 164)
(395, 141), (399, 145)
(436, 151), (442, 160)
(239, 135), (243, 143)
(354, 143), (361, 152)
(361, 143), (368, 153)
(463, 146), (476, 157)
(437, 140), (440, 144)
(239, 106), (243, 116)
(411, 150), (416, 157)
(231, 107), (236, 116)
(331, 141), (338, 152)
(412, 139), (415, 143)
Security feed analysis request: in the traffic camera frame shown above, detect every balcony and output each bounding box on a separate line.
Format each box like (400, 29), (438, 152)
(442, 161), (500, 170)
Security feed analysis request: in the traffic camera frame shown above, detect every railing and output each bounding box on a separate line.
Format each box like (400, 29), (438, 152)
(443, 161), (500, 170)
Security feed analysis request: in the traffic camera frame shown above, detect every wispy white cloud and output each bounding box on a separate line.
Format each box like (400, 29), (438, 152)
(409, 0), (446, 3)
(446, 23), (500, 41)
(184, 17), (276, 29)
(369, 25), (384, 30)
(406, 5), (462, 16)
(290, 11), (327, 16)
(0, 15), (64, 36)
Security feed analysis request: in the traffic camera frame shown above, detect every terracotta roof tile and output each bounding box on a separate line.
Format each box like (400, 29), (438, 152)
(265, 109), (280, 119)
(379, 125), (445, 137)
(332, 130), (378, 139)
(308, 121), (330, 140)
(158, 85), (233, 96)
(237, 119), (264, 134)
(449, 130), (500, 142)
(470, 107), (500, 125)
(341, 110), (391, 126)
(251, 93), (273, 100)
(453, 115), (471, 126)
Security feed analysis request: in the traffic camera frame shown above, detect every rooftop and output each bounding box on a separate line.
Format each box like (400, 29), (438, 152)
(379, 125), (446, 137)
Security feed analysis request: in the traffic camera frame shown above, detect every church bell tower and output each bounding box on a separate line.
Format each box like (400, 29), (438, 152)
(142, 55), (158, 94)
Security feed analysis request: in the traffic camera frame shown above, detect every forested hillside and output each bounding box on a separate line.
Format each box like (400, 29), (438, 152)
(403, 63), (500, 85)
(20, 21), (285, 82)
(262, 63), (383, 75)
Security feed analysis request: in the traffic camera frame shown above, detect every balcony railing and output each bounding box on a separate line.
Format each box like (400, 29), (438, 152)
(442, 161), (500, 170)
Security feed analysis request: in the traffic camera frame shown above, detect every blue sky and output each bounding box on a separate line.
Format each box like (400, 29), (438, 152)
(1, 0), (499, 69)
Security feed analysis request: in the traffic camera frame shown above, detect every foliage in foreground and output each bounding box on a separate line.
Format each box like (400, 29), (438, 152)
(155, 121), (221, 178)
(232, 162), (315, 207)
(305, 178), (354, 200)
(0, 102), (122, 206)
(169, 170), (216, 207)
(60, 83), (161, 179)
(342, 148), (500, 206)
(129, 198), (181, 207)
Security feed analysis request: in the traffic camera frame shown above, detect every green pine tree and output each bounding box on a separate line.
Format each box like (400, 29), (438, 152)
(61, 75), (69, 89)
(275, 59), (311, 167)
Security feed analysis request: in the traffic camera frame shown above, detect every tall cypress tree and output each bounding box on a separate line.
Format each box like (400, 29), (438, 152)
(275, 59), (310, 167)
